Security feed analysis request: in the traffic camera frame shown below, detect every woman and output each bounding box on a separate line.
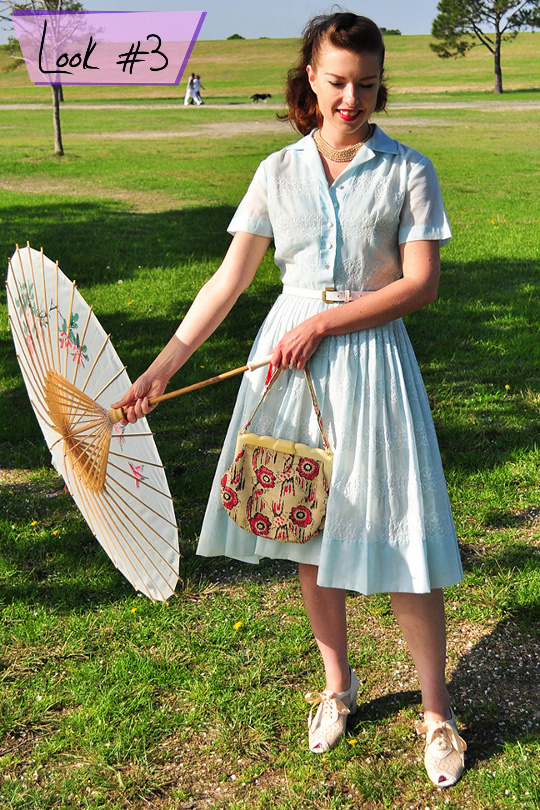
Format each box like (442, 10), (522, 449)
(113, 13), (466, 787)
(192, 74), (205, 105)
(183, 72), (195, 105)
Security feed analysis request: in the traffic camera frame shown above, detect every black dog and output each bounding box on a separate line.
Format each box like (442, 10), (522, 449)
(250, 93), (272, 102)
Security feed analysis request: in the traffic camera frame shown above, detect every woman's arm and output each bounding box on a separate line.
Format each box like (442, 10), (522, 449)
(272, 239), (441, 369)
(112, 231), (271, 422)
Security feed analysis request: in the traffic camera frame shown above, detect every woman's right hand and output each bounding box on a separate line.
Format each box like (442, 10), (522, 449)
(110, 372), (168, 425)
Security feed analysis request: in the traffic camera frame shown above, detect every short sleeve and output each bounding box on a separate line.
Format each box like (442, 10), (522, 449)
(398, 156), (452, 247)
(227, 161), (274, 238)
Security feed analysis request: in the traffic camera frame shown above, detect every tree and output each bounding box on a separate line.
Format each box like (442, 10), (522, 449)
(0, 0), (84, 155)
(431, 0), (540, 93)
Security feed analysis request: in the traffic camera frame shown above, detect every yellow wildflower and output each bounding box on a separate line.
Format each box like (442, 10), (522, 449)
(347, 738), (358, 745)
(505, 384), (510, 390)
(52, 530), (59, 536)
(131, 607), (138, 613)
(31, 520), (38, 526)
(233, 620), (243, 630)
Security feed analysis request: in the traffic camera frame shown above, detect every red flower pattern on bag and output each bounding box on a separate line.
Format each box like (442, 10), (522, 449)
(296, 457), (320, 480)
(255, 465), (276, 488)
(249, 513), (272, 536)
(221, 486), (238, 510)
(290, 505), (313, 528)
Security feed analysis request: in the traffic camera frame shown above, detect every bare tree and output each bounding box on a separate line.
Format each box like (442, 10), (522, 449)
(431, 0), (540, 93)
(1, 0), (84, 154)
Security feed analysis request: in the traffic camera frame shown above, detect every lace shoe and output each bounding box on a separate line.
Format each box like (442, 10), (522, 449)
(416, 708), (467, 787)
(305, 668), (359, 754)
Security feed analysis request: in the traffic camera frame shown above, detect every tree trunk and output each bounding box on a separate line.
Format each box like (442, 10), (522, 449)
(494, 27), (503, 93)
(51, 84), (64, 155)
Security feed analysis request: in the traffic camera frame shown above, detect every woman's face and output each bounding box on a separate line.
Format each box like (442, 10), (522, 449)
(306, 44), (382, 147)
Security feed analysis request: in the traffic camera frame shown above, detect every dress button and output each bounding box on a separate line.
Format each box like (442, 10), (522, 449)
(327, 222), (333, 227)
(325, 264), (330, 269)
(333, 202), (338, 208)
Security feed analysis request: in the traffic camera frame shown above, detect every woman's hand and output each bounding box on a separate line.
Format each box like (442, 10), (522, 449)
(271, 315), (324, 370)
(110, 372), (168, 424)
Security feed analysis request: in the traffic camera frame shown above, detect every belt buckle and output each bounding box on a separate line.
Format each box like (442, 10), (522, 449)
(322, 286), (335, 304)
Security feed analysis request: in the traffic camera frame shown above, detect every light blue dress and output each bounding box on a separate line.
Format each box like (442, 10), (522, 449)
(196, 125), (463, 594)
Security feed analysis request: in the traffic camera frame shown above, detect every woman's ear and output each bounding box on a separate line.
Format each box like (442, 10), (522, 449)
(306, 64), (316, 92)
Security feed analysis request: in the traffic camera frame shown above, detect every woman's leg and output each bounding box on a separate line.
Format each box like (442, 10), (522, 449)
(390, 589), (451, 723)
(298, 562), (350, 693)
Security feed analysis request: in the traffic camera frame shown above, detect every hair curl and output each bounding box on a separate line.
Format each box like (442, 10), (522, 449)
(279, 12), (388, 136)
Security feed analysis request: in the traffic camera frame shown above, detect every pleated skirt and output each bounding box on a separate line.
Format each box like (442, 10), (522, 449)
(197, 293), (463, 594)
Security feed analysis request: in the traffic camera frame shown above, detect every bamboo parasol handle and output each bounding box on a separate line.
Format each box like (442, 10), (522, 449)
(108, 354), (272, 424)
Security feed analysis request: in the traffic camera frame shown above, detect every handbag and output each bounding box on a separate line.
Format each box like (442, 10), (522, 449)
(220, 366), (333, 543)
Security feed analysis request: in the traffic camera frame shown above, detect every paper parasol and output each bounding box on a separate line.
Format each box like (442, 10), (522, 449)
(6, 244), (179, 602)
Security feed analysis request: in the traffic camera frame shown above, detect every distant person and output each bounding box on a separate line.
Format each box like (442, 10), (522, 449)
(183, 72), (195, 106)
(114, 12), (466, 788)
(192, 74), (205, 105)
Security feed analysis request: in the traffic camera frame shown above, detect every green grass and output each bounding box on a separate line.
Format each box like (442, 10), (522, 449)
(0, 39), (539, 810)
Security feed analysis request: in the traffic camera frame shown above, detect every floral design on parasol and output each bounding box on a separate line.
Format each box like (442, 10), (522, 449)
(6, 244), (179, 602)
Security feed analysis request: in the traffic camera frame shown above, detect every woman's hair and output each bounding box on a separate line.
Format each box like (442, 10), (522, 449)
(279, 12), (388, 135)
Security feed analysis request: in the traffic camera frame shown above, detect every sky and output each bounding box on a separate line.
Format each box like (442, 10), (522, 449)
(0, 1), (443, 44)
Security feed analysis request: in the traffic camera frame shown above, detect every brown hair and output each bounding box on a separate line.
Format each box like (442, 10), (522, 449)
(279, 12), (388, 135)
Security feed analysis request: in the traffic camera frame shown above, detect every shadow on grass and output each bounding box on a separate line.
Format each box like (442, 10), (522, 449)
(448, 621), (540, 768)
(352, 612), (539, 769)
(495, 87), (540, 96)
(0, 507), (134, 609)
(0, 199), (236, 283)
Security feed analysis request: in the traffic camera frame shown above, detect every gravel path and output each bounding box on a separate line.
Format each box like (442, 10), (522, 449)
(1, 100), (540, 111)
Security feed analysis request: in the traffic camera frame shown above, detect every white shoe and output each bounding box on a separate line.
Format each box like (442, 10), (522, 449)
(416, 708), (467, 787)
(306, 668), (359, 754)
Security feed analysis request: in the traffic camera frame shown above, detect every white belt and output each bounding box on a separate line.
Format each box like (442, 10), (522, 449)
(282, 285), (373, 304)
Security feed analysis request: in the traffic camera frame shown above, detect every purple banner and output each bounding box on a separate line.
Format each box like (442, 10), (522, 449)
(12, 10), (206, 86)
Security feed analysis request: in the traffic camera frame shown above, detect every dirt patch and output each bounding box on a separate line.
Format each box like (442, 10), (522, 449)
(85, 117), (457, 140)
(0, 176), (184, 213)
(83, 119), (290, 140)
(391, 99), (540, 111)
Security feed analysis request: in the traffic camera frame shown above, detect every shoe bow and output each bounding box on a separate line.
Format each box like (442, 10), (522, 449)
(416, 718), (467, 759)
(305, 690), (350, 725)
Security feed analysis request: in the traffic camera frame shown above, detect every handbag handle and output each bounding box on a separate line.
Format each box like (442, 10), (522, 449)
(241, 366), (332, 453)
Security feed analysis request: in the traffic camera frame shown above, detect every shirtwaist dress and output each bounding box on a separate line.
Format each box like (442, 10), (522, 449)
(196, 125), (464, 595)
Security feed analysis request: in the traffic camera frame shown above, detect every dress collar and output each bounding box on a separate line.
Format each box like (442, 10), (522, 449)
(285, 125), (398, 188)
(285, 125), (398, 187)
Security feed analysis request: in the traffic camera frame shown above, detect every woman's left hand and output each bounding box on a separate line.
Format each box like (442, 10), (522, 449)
(271, 315), (323, 370)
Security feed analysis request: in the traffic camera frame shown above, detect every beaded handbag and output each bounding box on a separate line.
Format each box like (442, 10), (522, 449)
(220, 367), (333, 543)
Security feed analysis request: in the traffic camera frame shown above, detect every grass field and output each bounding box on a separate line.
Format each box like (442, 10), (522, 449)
(1, 31), (540, 103)
(0, 33), (539, 810)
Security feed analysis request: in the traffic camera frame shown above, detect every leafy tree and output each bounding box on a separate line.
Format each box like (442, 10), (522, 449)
(431, 0), (540, 93)
(0, 0), (84, 154)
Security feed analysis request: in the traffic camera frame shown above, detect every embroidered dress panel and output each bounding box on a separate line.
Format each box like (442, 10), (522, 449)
(196, 125), (462, 595)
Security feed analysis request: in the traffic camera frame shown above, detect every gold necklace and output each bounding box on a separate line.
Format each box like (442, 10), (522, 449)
(314, 124), (375, 162)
